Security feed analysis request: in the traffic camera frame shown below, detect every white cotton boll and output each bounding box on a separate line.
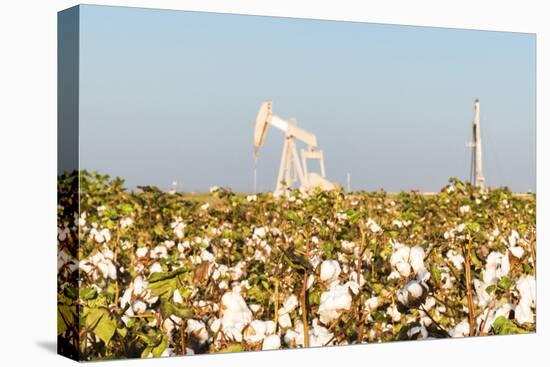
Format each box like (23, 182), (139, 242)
(150, 245), (167, 259)
(221, 291), (253, 339)
(219, 280), (228, 290)
(320, 260), (341, 284)
(473, 279), (492, 308)
(515, 275), (536, 325)
(397, 280), (427, 308)
(223, 327), (243, 342)
(388, 271), (401, 280)
(459, 205), (470, 214)
(278, 313), (292, 328)
(367, 218), (381, 233)
(173, 289), (183, 304)
(210, 318), (221, 333)
(164, 240), (175, 248)
(345, 281), (360, 295)
(250, 304), (262, 313)
(212, 269), (221, 280)
(311, 236), (319, 244)
(264, 320), (276, 335)
(407, 325), (428, 339)
(279, 295), (298, 315)
(306, 274), (315, 290)
(171, 221), (186, 239)
(446, 249), (465, 271)
(121, 308), (134, 327)
(309, 324), (334, 347)
(349, 271), (365, 287)
(120, 288), (132, 308)
(409, 246), (426, 272)
(386, 305), (401, 322)
(244, 320), (267, 343)
(162, 318), (175, 334)
(133, 276), (147, 296)
(509, 246), (525, 259)
(247, 194), (257, 202)
(106, 261), (117, 280)
(79, 260), (93, 274)
(136, 247), (148, 258)
(483, 251), (506, 284)
(517, 275), (536, 304)
(149, 262), (163, 274)
(365, 297), (379, 312)
(341, 240), (355, 252)
(253, 227), (267, 239)
(200, 249), (215, 262)
(186, 319), (209, 345)
(396, 262), (411, 277)
(283, 329), (301, 347)
(133, 300), (147, 314)
(448, 319), (470, 337)
(262, 335), (281, 350)
(101, 228), (111, 242)
(423, 296), (436, 311)
(120, 217), (133, 228)
(508, 230), (520, 247)
(318, 284), (352, 324)
(96, 261), (109, 279)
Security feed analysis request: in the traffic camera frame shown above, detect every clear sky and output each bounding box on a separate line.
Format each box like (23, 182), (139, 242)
(78, 5), (536, 193)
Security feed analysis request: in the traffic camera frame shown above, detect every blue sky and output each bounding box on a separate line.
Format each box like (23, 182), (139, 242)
(78, 5), (536, 192)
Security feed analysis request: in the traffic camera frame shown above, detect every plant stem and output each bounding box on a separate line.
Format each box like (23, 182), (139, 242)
(465, 237), (476, 336)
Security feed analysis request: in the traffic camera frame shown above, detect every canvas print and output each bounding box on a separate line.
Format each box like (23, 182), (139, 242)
(57, 5), (536, 361)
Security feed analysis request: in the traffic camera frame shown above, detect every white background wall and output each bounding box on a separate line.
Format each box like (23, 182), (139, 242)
(0, 1), (547, 366)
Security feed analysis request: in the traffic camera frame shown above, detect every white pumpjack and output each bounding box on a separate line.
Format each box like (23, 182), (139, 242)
(253, 101), (336, 196)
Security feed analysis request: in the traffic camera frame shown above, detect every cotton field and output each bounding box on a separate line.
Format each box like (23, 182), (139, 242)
(57, 172), (536, 360)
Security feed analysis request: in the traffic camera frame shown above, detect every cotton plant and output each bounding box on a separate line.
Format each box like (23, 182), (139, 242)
(57, 172), (536, 360)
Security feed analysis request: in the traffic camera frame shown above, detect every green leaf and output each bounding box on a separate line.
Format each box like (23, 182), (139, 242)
(497, 276), (513, 290)
(94, 313), (117, 345)
(430, 264), (441, 284)
(151, 336), (169, 357)
(220, 344), (243, 353)
(85, 307), (117, 345)
(57, 305), (74, 335)
(120, 203), (133, 214)
(492, 316), (528, 335)
(79, 287), (97, 301)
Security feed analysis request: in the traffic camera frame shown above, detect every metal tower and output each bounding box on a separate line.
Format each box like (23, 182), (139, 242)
(469, 99), (485, 189)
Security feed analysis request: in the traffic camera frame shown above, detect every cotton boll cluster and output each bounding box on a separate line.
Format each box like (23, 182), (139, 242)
(284, 319), (333, 347)
(243, 320), (277, 344)
(515, 275), (536, 324)
(318, 282), (356, 324)
(220, 291), (253, 342)
(320, 260), (341, 284)
(366, 218), (381, 233)
(446, 249), (465, 271)
(388, 241), (425, 279)
(397, 279), (428, 308)
(278, 295), (299, 328)
(448, 319), (470, 337)
(170, 218), (186, 239)
(90, 226), (111, 243)
(186, 319), (209, 346)
(79, 246), (117, 280)
(120, 216), (133, 228)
